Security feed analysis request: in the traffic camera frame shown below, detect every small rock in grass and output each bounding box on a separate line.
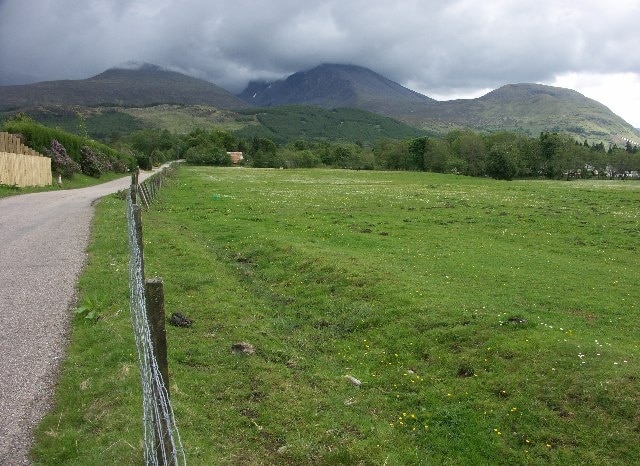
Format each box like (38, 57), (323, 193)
(344, 375), (362, 387)
(169, 312), (193, 327)
(506, 316), (527, 324)
(231, 342), (255, 355)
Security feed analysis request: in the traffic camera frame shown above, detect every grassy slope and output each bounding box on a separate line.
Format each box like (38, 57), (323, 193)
(33, 168), (640, 464)
(236, 106), (426, 143)
(117, 105), (254, 134)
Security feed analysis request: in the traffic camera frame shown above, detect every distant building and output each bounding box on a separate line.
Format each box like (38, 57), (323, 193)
(227, 152), (244, 165)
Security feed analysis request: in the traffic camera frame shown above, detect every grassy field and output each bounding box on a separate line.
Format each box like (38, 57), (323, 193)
(33, 167), (640, 464)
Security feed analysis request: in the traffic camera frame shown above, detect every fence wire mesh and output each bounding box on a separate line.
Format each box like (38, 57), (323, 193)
(127, 192), (186, 465)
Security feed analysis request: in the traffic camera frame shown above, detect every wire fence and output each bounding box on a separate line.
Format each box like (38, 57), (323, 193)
(136, 163), (179, 209)
(127, 162), (186, 465)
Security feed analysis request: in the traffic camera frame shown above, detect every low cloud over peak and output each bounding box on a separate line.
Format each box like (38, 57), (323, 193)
(1, 0), (639, 126)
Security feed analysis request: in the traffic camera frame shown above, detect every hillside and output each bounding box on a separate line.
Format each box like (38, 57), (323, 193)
(2, 63), (638, 146)
(0, 104), (424, 145)
(234, 105), (427, 143)
(0, 63), (249, 111)
(402, 84), (640, 145)
(239, 65), (640, 146)
(0, 104), (256, 140)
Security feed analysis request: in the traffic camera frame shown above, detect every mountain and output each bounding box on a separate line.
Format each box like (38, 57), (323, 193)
(238, 64), (434, 115)
(399, 83), (640, 144)
(0, 63), (249, 111)
(2, 63), (638, 146)
(239, 65), (640, 146)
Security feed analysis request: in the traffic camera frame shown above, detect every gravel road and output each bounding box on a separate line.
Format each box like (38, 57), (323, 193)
(0, 172), (157, 465)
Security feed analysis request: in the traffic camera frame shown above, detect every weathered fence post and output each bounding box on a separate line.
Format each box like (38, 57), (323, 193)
(145, 277), (174, 464)
(131, 170), (138, 204)
(145, 278), (174, 464)
(128, 167), (183, 464)
(133, 205), (145, 274)
(145, 278), (170, 395)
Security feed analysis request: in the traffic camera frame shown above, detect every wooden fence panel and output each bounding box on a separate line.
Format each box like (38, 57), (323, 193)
(0, 152), (52, 187)
(0, 132), (52, 187)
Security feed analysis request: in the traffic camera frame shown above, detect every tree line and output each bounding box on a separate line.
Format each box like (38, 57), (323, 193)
(4, 114), (638, 181)
(125, 126), (640, 180)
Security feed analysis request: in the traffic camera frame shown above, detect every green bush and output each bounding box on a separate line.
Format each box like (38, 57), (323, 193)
(184, 145), (230, 166)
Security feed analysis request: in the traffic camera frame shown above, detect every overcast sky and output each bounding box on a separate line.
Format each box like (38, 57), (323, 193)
(1, 0), (639, 127)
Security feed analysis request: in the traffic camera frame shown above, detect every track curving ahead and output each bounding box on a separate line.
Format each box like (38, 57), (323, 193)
(0, 171), (158, 465)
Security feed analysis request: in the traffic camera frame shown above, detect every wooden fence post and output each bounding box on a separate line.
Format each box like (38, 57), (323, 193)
(132, 205), (144, 274)
(145, 278), (170, 395)
(129, 173), (180, 464)
(145, 278), (173, 464)
(131, 168), (139, 204)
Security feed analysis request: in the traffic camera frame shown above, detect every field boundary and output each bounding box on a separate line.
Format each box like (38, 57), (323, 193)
(0, 132), (51, 187)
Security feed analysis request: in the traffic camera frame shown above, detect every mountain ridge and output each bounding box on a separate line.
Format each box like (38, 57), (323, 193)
(238, 63), (434, 114)
(237, 64), (639, 145)
(1, 63), (638, 146)
(0, 64), (249, 110)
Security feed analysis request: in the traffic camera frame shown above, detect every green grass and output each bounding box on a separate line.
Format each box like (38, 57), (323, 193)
(33, 167), (640, 464)
(0, 172), (128, 198)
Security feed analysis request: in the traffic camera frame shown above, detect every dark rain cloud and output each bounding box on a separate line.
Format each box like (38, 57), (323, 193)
(1, 0), (639, 124)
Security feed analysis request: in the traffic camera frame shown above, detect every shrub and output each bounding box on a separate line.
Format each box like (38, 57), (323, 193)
(79, 146), (112, 178)
(45, 139), (81, 178)
(110, 157), (129, 173)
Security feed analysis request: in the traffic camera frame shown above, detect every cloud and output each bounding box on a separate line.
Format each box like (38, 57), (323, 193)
(1, 0), (639, 125)
(550, 72), (640, 127)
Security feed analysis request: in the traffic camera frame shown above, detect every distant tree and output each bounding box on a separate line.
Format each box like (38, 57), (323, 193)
(408, 137), (429, 170)
(539, 132), (573, 178)
(128, 128), (177, 157)
(373, 139), (410, 170)
(514, 136), (541, 177)
(281, 148), (322, 168)
(248, 137), (279, 168)
(424, 138), (454, 173)
(184, 144), (230, 166)
(448, 131), (486, 176)
(625, 141), (637, 153)
(333, 146), (353, 167)
(358, 147), (376, 170)
(293, 140), (311, 151)
(486, 143), (519, 180)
